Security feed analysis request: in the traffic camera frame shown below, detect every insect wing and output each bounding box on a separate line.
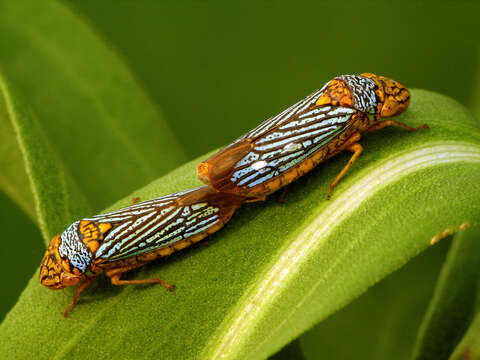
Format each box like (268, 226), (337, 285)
(86, 187), (226, 261)
(239, 84), (329, 142)
(230, 106), (355, 189)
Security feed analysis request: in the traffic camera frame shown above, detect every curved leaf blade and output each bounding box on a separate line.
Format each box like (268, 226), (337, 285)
(449, 292), (480, 360)
(0, 74), (90, 241)
(0, 85), (34, 219)
(0, 192), (41, 322)
(0, 90), (479, 360)
(211, 146), (480, 360)
(412, 227), (480, 360)
(270, 339), (306, 360)
(297, 238), (451, 360)
(0, 0), (185, 226)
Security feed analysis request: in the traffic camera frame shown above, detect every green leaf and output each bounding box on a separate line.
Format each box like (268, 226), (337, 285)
(0, 74), (91, 242)
(1, 90), (480, 360)
(449, 290), (480, 360)
(69, 1), (480, 157)
(296, 237), (452, 360)
(472, 48), (480, 121)
(0, 192), (41, 322)
(412, 227), (480, 360)
(0, 84), (34, 219)
(0, 0), (185, 232)
(270, 339), (306, 360)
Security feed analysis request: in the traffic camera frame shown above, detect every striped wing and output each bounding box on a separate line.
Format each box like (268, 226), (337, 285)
(238, 84), (329, 142)
(230, 106), (355, 189)
(86, 188), (222, 261)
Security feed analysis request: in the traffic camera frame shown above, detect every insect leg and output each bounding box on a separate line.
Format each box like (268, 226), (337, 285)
(278, 186), (290, 203)
(62, 276), (97, 317)
(245, 195), (267, 203)
(194, 241), (209, 248)
(366, 119), (429, 133)
(327, 140), (363, 200)
(107, 266), (175, 291)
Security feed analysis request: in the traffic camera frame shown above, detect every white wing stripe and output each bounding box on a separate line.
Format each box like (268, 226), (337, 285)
(253, 126), (338, 152)
(183, 215), (219, 238)
(110, 207), (184, 255)
(95, 220), (133, 257)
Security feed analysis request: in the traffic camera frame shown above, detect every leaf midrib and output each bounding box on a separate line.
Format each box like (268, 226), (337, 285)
(207, 141), (480, 360)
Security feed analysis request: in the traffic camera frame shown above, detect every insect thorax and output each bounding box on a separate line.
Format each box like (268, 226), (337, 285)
(335, 75), (378, 114)
(58, 221), (92, 273)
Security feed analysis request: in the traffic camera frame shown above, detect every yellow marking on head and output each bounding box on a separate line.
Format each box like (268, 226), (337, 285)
(79, 220), (100, 244)
(39, 233), (85, 289)
(316, 79), (353, 108)
(79, 220), (112, 254)
(361, 73), (410, 118)
(99, 222), (112, 234)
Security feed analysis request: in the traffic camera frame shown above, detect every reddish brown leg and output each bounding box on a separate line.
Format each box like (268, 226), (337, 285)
(245, 195), (267, 203)
(62, 276), (97, 317)
(194, 241), (209, 248)
(131, 197), (140, 204)
(277, 186), (289, 203)
(366, 119), (429, 133)
(108, 270), (175, 292)
(327, 143), (363, 199)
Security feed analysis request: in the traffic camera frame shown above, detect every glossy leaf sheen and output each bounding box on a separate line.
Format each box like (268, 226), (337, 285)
(1, 91), (480, 360)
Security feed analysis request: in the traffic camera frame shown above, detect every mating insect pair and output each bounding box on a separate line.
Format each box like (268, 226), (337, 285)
(40, 73), (428, 316)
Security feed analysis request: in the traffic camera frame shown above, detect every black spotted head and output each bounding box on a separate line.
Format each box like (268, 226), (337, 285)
(361, 73), (410, 118)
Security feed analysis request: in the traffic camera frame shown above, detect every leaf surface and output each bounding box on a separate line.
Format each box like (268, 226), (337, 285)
(0, 0), (185, 232)
(412, 227), (480, 360)
(295, 238), (451, 360)
(1, 90), (480, 360)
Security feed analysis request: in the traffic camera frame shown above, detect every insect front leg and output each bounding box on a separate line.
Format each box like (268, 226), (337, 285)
(366, 119), (429, 133)
(62, 276), (97, 317)
(106, 266), (175, 291)
(327, 132), (363, 200)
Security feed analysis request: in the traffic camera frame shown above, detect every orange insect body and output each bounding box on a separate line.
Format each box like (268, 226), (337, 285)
(197, 73), (426, 200)
(40, 186), (245, 316)
(41, 73), (427, 316)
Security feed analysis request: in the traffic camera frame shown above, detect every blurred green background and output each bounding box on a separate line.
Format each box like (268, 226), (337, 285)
(1, 0), (478, 356)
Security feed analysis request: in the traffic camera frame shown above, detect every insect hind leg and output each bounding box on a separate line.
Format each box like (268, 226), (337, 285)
(107, 266), (175, 292)
(327, 132), (363, 199)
